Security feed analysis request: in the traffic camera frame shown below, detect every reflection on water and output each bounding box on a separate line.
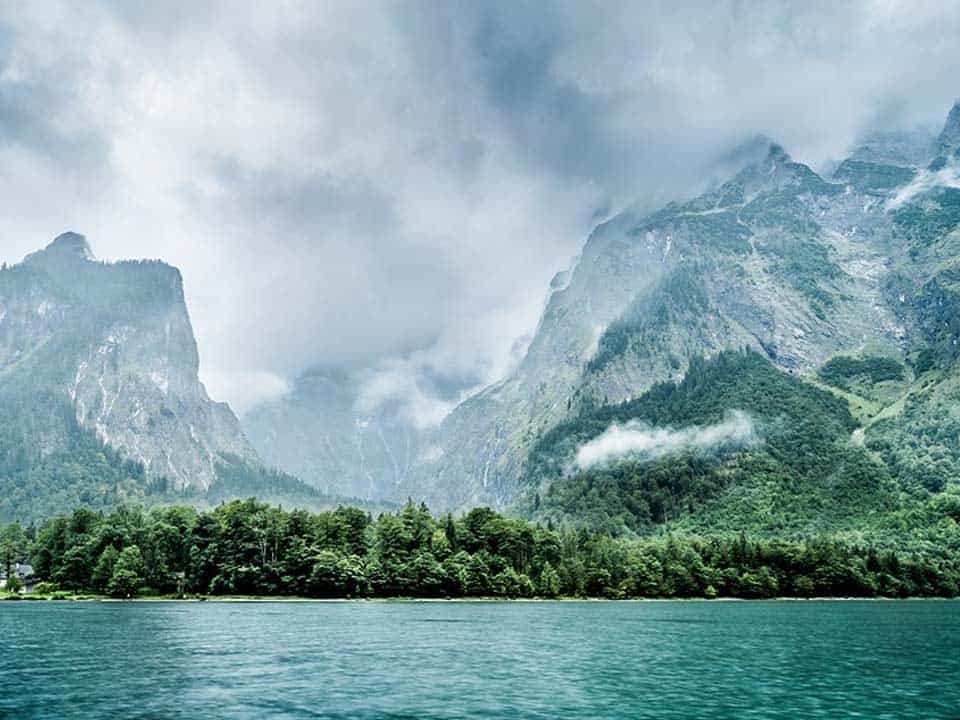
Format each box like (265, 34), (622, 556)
(1, 600), (958, 719)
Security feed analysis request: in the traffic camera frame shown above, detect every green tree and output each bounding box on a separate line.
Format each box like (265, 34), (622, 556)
(538, 561), (561, 598)
(54, 544), (92, 590)
(464, 552), (492, 596)
(4, 571), (22, 595)
(308, 550), (346, 598)
(107, 546), (144, 598)
(92, 545), (119, 593)
(404, 551), (445, 597)
(441, 551), (470, 596)
(0, 522), (27, 579)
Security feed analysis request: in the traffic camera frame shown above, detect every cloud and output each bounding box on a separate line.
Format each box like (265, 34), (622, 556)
(202, 370), (289, 417)
(1, 2), (960, 417)
(887, 156), (960, 210)
(355, 359), (461, 431)
(575, 410), (759, 469)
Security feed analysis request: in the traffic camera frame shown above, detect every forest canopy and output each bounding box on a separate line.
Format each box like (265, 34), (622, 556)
(4, 499), (958, 600)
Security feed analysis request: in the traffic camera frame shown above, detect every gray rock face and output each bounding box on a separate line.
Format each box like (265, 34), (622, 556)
(243, 368), (421, 501)
(411, 209), (678, 508)
(849, 130), (936, 167)
(0, 233), (258, 490)
(936, 100), (960, 157)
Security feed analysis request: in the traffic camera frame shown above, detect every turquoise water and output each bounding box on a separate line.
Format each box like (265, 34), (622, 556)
(1, 600), (958, 719)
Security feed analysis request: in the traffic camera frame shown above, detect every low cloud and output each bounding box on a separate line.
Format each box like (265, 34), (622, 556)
(887, 155), (960, 210)
(575, 410), (759, 469)
(203, 369), (289, 416)
(355, 357), (466, 431)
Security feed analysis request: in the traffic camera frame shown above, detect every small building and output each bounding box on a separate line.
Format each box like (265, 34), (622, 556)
(1, 563), (37, 593)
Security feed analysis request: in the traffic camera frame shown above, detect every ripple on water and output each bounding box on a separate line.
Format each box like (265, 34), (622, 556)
(0, 600), (958, 719)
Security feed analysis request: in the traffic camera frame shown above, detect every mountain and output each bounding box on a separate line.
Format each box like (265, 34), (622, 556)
(240, 101), (960, 532)
(0, 233), (312, 521)
(407, 101), (960, 519)
(243, 367), (422, 501)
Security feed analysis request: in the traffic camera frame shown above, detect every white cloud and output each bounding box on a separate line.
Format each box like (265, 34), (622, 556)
(575, 410), (759, 469)
(887, 156), (960, 210)
(202, 370), (289, 416)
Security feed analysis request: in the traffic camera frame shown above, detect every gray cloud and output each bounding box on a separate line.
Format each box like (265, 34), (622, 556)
(1, 1), (959, 418)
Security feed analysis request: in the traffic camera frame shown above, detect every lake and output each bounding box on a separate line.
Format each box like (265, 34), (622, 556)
(1, 600), (958, 719)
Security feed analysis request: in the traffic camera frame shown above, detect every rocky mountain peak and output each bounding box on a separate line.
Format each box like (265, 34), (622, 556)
(731, 138), (786, 171)
(1, 233), (264, 503)
(707, 138), (829, 205)
(21, 232), (96, 274)
(937, 99), (960, 156)
(38, 231), (95, 262)
(766, 142), (790, 164)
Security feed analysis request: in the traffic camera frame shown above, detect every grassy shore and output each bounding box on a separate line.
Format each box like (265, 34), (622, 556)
(3, 590), (957, 603)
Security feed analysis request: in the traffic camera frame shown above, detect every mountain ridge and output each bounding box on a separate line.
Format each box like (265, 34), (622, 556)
(0, 233), (322, 521)
(386, 101), (960, 517)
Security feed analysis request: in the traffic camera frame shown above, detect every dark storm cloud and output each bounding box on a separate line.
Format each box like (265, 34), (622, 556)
(389, 1), (654, 202)
(206, 158), (399, 239)
(0, 22), (107, 169)
(1, 1), (959, 417)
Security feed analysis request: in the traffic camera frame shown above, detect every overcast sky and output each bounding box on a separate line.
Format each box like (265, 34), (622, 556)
(1, 1), (959, 421)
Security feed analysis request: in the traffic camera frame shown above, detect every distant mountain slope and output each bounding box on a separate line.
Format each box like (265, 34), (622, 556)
(0, 233), (319, 522)
(409, 101), (960, 515)
(243, 367), (421, 501)
(240, 100), (960, 528)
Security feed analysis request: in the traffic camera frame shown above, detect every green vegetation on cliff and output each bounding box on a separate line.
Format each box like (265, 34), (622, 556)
(587, 269), (709, 375)
(0, 392), (150, 522)
(818, 355), (906, 395)
(524, 351), (918, 536)
(894, 186), (960, 254)
(833, 159), (916, 193)
(0, 390), (340, 524)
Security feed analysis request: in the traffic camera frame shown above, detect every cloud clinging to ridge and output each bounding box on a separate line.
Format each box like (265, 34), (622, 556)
(1, 2), (960, 418)
(575, 411), (760, 469)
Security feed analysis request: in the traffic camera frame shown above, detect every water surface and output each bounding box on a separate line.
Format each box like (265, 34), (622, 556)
(2, 600), (958, 719)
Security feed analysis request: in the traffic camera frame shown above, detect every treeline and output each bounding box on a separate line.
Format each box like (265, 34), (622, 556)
(3, 499), (958, 599)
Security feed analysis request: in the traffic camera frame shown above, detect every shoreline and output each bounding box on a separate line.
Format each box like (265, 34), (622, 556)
(4, 593), (957, 604)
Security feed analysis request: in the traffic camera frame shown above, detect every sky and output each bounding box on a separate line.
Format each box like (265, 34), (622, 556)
(1, 1), (959, 421)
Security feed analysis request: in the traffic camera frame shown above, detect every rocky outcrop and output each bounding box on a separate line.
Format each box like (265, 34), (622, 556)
(936, 100), (960, 157)
(0, 233), (258, 491)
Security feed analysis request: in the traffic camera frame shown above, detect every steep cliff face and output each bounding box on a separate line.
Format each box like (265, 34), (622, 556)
(412, 106), (960, 511)
(577, 144), (915, 401)
(936, 100), (960, 157)
(410, 209), (678, 508)
(0, 233), (258, 496)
